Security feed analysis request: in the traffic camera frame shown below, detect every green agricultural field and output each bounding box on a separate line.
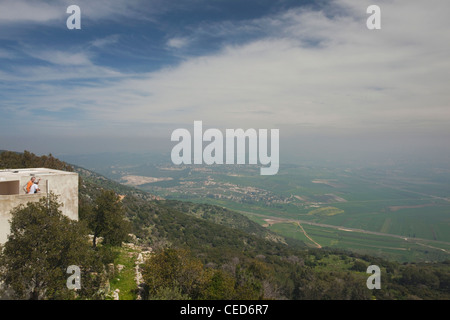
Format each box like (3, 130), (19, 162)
(308, 207), (344, 217)
(88, 157), (450, 263)
(267, 222), (450, 262)
(199, 195), (450, 243)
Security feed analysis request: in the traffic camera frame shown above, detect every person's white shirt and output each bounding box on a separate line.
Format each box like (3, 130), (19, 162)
(28, 183), (39, 194)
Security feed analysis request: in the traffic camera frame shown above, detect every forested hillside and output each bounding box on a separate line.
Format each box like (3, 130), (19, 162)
(1, 150), (449, 300)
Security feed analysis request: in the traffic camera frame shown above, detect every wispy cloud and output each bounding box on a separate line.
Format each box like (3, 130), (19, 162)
(166, 37), (190, 49)
(0, 0), (61, 24)
(75, 1), (450, 130)
(90, 35), (121, 49)
(27, 50), (93, 66)
(0, 0), (165, 25)
(0, 48), (14, 58)
(1, 0), (450, 154)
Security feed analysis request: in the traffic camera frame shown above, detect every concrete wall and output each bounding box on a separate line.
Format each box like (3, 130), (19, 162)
(0, 194), (43, 243)
(0, 170), (78, 244)
(44, 174), (79, 221)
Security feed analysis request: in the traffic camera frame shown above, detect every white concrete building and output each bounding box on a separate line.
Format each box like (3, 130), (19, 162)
(0, 168), (78, 243)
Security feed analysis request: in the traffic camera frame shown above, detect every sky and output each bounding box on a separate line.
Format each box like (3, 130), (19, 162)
(0, 0), (449, 166)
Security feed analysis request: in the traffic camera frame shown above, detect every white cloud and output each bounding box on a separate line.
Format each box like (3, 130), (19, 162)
(90, 35), (121, 49)
(28, 50), (93, 66)
(166, 37), (190, 49)
(0, 0), (163, 25)
(87, 0), (449, 131)
(0, 0), (61, 23)
(3, 0), (450, 140)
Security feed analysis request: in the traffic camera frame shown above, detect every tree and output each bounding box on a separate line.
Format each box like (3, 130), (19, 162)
(351, 260), (369, 272)
(203, 269), (236, 300)
(0, 194), (101, 300)
(142, 248), (210, 299)
(149, 286), (191, 300)
(0, 150), (73, 171)
(86, 190), (130, 248)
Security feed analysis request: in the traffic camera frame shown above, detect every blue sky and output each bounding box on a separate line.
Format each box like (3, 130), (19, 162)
(0, 0), (449, 164)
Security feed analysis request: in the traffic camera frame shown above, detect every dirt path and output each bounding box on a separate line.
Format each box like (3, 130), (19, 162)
(296, 222), (322, 249)
(416, 242), (449, 254)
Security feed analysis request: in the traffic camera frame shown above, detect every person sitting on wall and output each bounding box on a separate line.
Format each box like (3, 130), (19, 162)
(28, 179), (40, 194)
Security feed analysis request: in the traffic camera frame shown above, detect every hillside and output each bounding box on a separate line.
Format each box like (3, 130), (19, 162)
(1, 150), (450, 300)
(74, 164), (291, 247)
(63, 153), (450, 263)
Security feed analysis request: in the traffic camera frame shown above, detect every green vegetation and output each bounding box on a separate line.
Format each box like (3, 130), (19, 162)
(1, 150), (450, 300)
(268, 222), (450, 263)
(160, 200), (287, 244)
(0, 150), (73, 172)
(83, 190), (131, 248)
(103, 160), (450, 262)
(108, 246), (139, 300)
(142, 248), (210, 299)
(307, 206), (344, 216)
(0, 194), (106, 300)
